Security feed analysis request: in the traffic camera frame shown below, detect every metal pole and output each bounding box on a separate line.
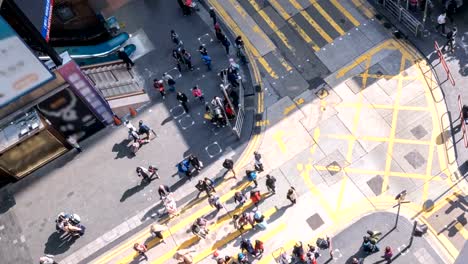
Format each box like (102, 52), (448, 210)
(3, 0), (62, 66)
(395, 201), (401, 227)
(165, 223), (179, 247)
(409, 221), (417, 247)
(423, 0), (429, 23)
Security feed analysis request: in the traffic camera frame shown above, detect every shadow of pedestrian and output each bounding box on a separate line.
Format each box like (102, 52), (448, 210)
(120, 179), (151, 202)
(112, 139), (134, 159)
(43, 232), (78, 255)
(161, 115), (174, 126)
(268, 204), (293, 223)
(0, 188), (15, 215)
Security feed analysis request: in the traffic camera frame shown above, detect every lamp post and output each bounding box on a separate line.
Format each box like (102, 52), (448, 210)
(393, 190), (410, 228)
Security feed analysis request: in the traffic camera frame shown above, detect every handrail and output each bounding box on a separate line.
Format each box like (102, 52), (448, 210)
(38, 45), (122, 60)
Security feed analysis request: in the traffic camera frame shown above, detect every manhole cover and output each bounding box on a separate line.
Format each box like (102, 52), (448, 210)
(410, 125), (428, 139)
(315, 88), (329, 99)
(404, 150), (426, 169)
(367, 175), (388, 196)
(306, 213), (324, 230)
(326, 161), (341, 176)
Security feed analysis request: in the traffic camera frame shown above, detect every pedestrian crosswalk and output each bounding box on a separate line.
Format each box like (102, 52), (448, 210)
(218, 0), (377, 79)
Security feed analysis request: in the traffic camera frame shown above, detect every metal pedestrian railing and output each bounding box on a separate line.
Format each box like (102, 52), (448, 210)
(381, 0), (424, 36)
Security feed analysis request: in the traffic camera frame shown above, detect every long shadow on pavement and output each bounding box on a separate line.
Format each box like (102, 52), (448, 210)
(44, 232), (78, 255)
(120, 179), (152, 202)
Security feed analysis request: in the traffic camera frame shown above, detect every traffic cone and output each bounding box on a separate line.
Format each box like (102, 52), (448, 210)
(113, 114), (122, 126)
(129, 107), (137, 117)
(213, 250), (219, 258)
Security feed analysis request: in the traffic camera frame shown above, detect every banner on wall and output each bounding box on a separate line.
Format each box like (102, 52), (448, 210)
(57, 60), (114, 125)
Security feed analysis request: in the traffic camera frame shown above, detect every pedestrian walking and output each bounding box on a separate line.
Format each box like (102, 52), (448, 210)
(66, 135), (82, 153)
(138, 120), (157, 138)
(209, 7), (217, 25)
(177, 91), (190, 113)
(246, 170), (258, 187)
(227, 67), (239, 87)
(174, 249), (195, 264)
(240, 239), (255, 256)
(446, 0), (457, 23)
(171, 30), (181, 45)
(208, 194), (223, 210)
(265, 174), (276, 194)
(221, 36), (231, 54)
(181, 49), (194, 71)
(307, 244), (320, 262)
(222, 158), (236, 177)
(235, 35), (247, 64)
(39, 255), (58, 264)
(118, 49), (134, 69)
(133, 242), (148, 261)
(172, 49), (183, 73)
(233, 191), (247, 206)
(150, 224), (165, 242)
(163, 195), (179, 217)
(250, 189), (262, 207)
(189, 154), (203, 171)
(436, 13), (446, 34)
(204, 177), (216, 193)
(162, 73), (176, 92)
(254, 151), (264, 172)
(158, 185), (171, 199)
(125, 120), (136, 131)
(287, 186), (297, 205)
(191, 220), (208, 239)
(201, 54), (212, 71)
(443, 27), (457, 53)
(198, 45), (208, 56)
(177, 159), (191, 178)
(293, 242), (306, 262)
(195, 180), (208, 197)
(253, 211), (268, 229)
(191, 86), (205, 103)
(254, 240), (265, 256)
(153, 79), (166, 99)
(214, 22), (224, 41)
(128, 128), (140, 142)
(362, 236), (380, 253)
(383, 246), (393, 261)
(136, 166), (156, 182)
(177, 0), (191, 15)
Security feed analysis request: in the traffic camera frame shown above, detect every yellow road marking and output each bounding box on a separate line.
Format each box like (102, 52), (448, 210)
(312, 165), (442, 180)
(351, 0), (374, 18)
(309, 0), (345, 35)
(382, 55), (407, 193)
(288, 0), (333, 43)
(423, 218), (459, 260)
(273, 130), (287, 153)
(247, 0), (295, 53)
(208, 0), (278, 79)
(330, 0), (360, 27)
(454, 223), (468, 239)
(256, 120), (270, 126)
(322, 134), (432, 146)
(337, 39), (397, 78)
(268, 0), (320, 51)
(335, 175), (348, 212)
(334, 102), (429, 111)
(423, 192), (461, 217)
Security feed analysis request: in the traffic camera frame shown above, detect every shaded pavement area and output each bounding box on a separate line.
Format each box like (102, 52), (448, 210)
(0, 0), (255, 263)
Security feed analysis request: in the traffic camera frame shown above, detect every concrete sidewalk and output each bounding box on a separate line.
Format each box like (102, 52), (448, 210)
(0, 1), (257, 264)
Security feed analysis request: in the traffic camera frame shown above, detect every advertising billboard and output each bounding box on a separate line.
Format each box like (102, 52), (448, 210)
(14, 0), (54, 41)
(0, 16), (54, 108)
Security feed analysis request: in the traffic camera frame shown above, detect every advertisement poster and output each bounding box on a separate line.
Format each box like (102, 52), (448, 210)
(0, 16), (54, 107)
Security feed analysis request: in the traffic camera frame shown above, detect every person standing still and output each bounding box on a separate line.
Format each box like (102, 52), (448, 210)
(436, 13), (446, 34)
(67, 135), (82, 153)
(202, 54), (212, 71)
(118, 49), (134, 70)
(177, 92), (190, 113)
(221, 36), (231, 54)
(443, 27), (457, 53)
(287, 187), (297, 205)
(162, 73), (176, 92)
(154, 79), (166, 99)
(265, 174), (276, 194)
(209, 7), (217, 25)
(181, 49), (194, 71)
(246, 170), (258, 187)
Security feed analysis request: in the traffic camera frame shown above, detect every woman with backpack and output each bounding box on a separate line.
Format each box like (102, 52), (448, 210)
(246, 170), (258, 187)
